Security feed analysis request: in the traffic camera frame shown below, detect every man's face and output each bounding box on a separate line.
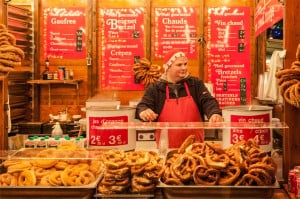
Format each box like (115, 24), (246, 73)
(168, 56), (188, 82)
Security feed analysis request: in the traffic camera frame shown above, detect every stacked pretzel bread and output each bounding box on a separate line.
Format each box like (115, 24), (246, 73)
(98, 150), (164, 194)
(132, 58), (162, 87)
(0, 24), (25, 73)
(275, 44), (300, 108)
(162, 135), (276, 186)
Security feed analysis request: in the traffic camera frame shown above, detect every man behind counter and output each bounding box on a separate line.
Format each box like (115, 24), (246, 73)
(135, 49), (223, 148)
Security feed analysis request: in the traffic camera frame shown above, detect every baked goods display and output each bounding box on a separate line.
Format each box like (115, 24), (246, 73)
(0, 143), (104, 187)
(132, 58), (163, 87)
(0, 24), (25, 73)
(275, 43), (300, 108)
(98, 150), (164, 194)
(161, 135), (276, 186)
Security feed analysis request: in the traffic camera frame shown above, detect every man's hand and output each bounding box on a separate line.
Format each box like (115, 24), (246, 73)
(139, 108), (158, 122)
(209, 114), (223, 123)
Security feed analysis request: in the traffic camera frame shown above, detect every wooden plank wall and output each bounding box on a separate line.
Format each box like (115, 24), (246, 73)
(283, 0), (300, 177)
(38, 0), (90, 121)
(32, 0), (256, 122)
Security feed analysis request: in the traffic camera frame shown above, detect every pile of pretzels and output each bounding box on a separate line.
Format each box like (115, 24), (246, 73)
(0, 24), (25, 73)
(132, 58), (162, 88)
(275, 43), (300, 108)
(161, 135), (276, 186)
(98, 150), (164, 194)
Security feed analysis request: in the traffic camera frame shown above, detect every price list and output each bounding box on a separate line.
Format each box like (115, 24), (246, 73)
(153, 7), (198, 59)
(89, 116), (128, 146)
(43, 7), (86, 59)
(100, 8), (145, 90)
(230, 113), (271, 146)
(207, 7), (251, 107)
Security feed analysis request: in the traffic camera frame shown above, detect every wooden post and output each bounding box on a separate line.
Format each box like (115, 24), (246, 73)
(0, 74), (8, 150)
(283, 0), (300, 180)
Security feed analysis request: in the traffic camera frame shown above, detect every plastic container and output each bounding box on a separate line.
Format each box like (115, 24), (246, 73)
(74, 137), (84, 148)
(86, 106), (136, 151)
(36, 138), (47, 148)
(222, 105), (273, 152)
(24, 137), (35, 148)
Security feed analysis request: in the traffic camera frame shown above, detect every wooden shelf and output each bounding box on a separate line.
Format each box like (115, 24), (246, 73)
(27, 79), (83, 107)
(27, 79), (83, 85)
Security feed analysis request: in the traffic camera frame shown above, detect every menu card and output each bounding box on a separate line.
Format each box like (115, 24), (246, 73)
(43, 7), (86, 59)
(100, 8), (145, 90)
(207, 7), (251, 107)
(153, 7), (198, 59)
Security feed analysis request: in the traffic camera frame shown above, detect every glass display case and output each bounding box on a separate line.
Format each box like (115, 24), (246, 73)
(0, 122), (289, 199)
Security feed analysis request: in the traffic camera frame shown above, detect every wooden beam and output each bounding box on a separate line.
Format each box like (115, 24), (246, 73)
(283, 0), (300, 180)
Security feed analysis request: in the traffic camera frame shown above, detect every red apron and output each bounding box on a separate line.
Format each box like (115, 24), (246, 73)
(156, 82), (203, 148)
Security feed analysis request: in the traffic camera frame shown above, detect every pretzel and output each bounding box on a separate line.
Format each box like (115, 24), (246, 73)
(279, 79), (298, 94)
(75, 171), (95, 185)
(193, 165), (220, 185)
(171, 154), (196, 182)
(38, 175), (51, 186)
(235, 173), (264, 186)
(98, 184), (129, 194)
(0, 173), (17, 186)
(185, 143), (206, 156)
(0, 45), (24, 59)
(7, 161), (32, 173)
(126, 151), (150, 166)
(164, 177), (184, 185)
(178, 135), (196, 154)
(0, 32), (16, 45)
(206, 142), (225, 154)
(101, 176), (129, 186)
(284, 85), (300, 108)
(249, 168), (272, 185)
(48, 171), (63, 186)
(219, 166), (240, 185)
(206, 154), (229, 169)
(131, 175), (155, 193)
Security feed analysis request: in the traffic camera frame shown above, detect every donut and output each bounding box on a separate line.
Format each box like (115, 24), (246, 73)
(18, 170), (36, 186)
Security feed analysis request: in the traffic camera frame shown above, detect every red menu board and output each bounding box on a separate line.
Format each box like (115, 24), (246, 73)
(255, 0), (283, 37)
(43, 7), (86, 59)
(89, 116), (128, 146)
(153, 7), (198, 59)
(100, 8), (145, 90)
(207, 7), (251, 107)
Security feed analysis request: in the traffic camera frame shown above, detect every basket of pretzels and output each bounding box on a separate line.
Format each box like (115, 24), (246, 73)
(158, 135), (279, 198)
(275, 43), (300, 108)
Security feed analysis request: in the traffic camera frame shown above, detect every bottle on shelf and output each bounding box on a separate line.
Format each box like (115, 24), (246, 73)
(42, 58), (50, 80)
(24, 137), (35, 148)
(51, 122), (63, 138)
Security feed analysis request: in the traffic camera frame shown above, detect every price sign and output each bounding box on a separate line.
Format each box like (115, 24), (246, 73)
(230, 113), (271, 145)
(88, 116), (128, 146)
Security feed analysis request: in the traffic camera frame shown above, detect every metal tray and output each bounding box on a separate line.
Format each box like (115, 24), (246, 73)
(157, 181), (280, 199)
(0, 165), (104, 199)
(94, 193), (155, 199)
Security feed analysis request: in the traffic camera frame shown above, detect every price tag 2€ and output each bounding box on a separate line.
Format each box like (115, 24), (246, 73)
(89, 116), (128, 146)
